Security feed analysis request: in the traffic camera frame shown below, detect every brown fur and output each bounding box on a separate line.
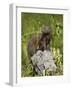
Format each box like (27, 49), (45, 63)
(27, 25), (52, 58)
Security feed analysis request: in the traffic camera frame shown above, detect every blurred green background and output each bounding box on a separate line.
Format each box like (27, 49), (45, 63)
(21, 12), (63, 77)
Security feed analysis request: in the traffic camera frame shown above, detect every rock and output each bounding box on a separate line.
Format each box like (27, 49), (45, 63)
(31, 50), (56, 75)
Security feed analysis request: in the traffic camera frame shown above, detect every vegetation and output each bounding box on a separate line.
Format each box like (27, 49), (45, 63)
(21, 12), (63, 77)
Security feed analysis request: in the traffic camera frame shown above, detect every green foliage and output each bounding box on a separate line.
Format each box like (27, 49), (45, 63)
(21, 12), (63, 77)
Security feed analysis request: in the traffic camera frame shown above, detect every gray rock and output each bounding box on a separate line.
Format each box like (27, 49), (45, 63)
(31, 50), (56, 75)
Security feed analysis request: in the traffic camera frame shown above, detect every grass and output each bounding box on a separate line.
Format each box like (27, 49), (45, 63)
(21, 12), (63, 77)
